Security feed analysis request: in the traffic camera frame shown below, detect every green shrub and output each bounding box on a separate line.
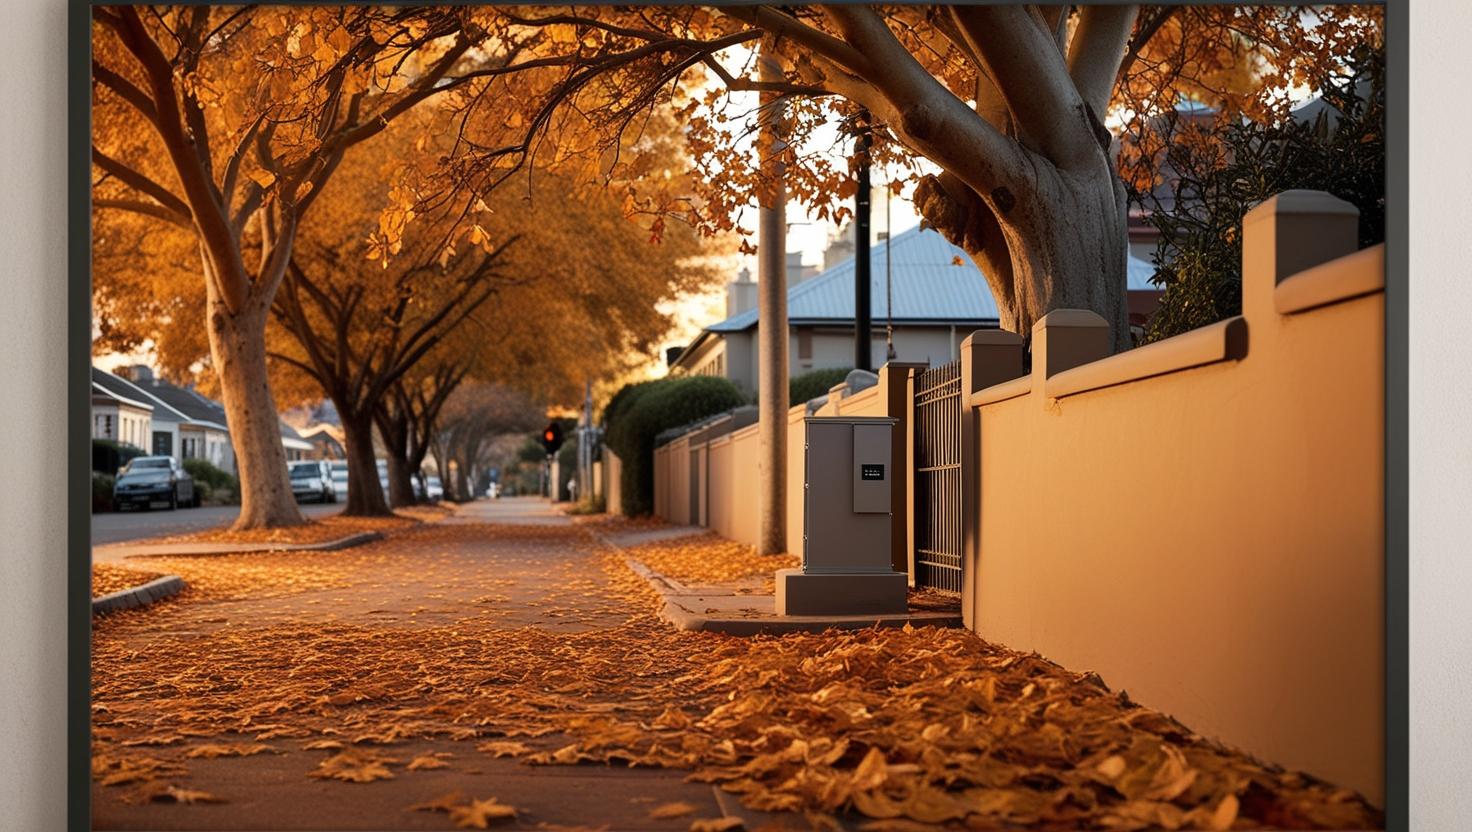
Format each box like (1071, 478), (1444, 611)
(182, 458), (238, 504)
(1134, 46), (1384, 343)
(604, 376), (746, 515)
(92, 473), (115, 513)
(92, 438), (145, 475)
(789, 367), (854, 405)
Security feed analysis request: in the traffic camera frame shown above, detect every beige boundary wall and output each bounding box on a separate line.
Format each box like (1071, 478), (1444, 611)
(965, 191), (1385, 803)
(656, 366), (922, 572)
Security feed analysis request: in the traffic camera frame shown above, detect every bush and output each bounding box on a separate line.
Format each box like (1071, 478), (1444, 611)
(182, 458), (238, 505)
(92, 473), (115, 513)
(1135, 46), (1384, 344)
(604, 376), (746, 515)
(92, 438), (145, 475)
(789, 367), (854, 406)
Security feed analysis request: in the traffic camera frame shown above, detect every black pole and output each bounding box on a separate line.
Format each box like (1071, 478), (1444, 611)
(854, 112), (872, 372)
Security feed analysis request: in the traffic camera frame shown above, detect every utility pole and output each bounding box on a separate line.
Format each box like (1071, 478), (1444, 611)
(854, 111), (873, 373)
(756, 40), (788, 556)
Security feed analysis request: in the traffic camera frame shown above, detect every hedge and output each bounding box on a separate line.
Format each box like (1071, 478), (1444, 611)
(183, 457), (238, 505)
(92, 473), (115, 513)
(603, 376), (746, 516)
(92, 438), (145, 475)
(789, 367), (854, 406)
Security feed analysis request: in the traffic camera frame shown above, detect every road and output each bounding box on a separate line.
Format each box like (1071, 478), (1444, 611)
(91, 502), (342, 546)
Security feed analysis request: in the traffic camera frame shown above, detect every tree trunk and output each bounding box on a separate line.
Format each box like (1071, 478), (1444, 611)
(374, 408), (418, 507)
(918, 157), (1131, 353)
(340, 411), (391, 516)
(385, 452), (418, 508)
(207, 293), (305, 531)
(995, 162), (1131, 352)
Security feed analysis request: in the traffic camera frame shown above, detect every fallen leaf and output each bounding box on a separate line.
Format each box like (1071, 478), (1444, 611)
(309, 749), (398, 783)
(650, 801), (698, 819)
(689, 818), (742, 832)
(449, 797), (517, 828)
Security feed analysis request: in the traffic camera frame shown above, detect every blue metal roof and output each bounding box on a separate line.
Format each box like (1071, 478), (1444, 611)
(708, 225), (1157, 333)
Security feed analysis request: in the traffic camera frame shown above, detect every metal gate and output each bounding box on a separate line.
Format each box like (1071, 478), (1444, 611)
(913, 360), (963, 593)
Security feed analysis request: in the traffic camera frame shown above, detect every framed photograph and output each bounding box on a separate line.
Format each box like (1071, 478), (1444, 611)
(74, 3), (1403, 830)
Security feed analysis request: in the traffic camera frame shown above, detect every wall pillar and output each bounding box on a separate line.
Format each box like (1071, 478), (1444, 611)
(878, 361), (928, 574)
(1242, 190), (1359, 325)
(959, 331), (1025, 628)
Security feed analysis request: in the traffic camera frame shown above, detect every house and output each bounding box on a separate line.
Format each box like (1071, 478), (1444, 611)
(90, 370), (155, 452)
(670, 225), (1159, 393)
(95, 365), (315, 470)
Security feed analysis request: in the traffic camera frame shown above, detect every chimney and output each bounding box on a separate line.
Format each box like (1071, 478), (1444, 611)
(785, 251), (809, 286)
(726, 267), (756, 317)
(126, 364), (155, 384)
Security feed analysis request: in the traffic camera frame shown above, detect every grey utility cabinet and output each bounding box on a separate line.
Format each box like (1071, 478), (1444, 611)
(775, 416), (908, 616)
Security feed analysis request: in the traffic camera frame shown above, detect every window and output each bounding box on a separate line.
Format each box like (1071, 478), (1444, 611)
(153, 431), (172, 456)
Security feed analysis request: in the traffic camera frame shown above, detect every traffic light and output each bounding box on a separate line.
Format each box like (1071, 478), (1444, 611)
(539, 422), (565, 456)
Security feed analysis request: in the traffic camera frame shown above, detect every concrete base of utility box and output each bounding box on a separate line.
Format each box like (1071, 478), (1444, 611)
(774, 568), (909, 616)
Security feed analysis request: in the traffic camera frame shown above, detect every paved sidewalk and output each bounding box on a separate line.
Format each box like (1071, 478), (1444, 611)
(91, 497), (758, 831)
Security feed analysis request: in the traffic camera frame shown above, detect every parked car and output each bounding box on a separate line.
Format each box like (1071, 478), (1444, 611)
(329, 460), (349, 502)
(376, 459), (390, 493)
(425, 476), (444, 502)
(289, 459), (336, 504)
(112, 456), (195, 511)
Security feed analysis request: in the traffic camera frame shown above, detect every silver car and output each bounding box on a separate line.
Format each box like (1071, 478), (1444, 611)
(288, 459), (336, 504)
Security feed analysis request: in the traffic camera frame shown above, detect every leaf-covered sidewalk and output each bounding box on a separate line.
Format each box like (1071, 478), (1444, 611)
(92, 500), (1382, 830)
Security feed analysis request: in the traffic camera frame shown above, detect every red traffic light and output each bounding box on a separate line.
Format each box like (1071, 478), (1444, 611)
(539, 422), (565, 454)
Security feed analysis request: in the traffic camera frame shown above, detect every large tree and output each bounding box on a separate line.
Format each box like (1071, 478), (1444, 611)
(426, 6), (1381, 352)
(90, 6), (547, 528)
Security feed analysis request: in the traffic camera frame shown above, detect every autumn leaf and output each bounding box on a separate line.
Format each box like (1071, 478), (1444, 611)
(476, 740), (529, 758)
(688, 818), (742, 832)
(649, 801), (698, 819)
(309, 749), (398, 783)
(407, 753), (452, 771)
(185, 743), (277, 759)
(448, 797), (517, 829)
(141, 783), (224, 804)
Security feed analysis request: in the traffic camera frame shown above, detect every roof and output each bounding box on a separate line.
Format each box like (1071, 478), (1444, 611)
(707, 225), (1158, 335)
(90, 380), (153, 412)
(131, 376), (232, 431)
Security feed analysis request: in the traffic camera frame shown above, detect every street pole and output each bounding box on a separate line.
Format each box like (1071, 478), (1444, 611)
(854, 112), (873, 373)
(756, 40), (788, 556)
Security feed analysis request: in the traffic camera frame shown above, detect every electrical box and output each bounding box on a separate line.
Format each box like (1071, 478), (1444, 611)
(776, 416), (908, 616)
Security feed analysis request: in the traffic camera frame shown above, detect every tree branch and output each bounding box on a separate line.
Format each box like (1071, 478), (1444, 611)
(950, 5), (1100, 167)
(91, 146), (192, 223)
(820, 5), (1026, 197)
(1068, 5), (1140, 118)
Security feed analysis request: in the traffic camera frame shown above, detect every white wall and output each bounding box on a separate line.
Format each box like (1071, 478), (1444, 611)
(0, 0), (68, 825)
(1411, 0), (1472, 824)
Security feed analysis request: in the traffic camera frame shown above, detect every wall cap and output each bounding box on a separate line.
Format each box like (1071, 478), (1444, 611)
(1243, 189), (1360, 227)
(1032, 308), (1110, 332)
(960, 329), (1024, 348)
(971, 375), (1031, 408)
(1275, 244), (1384, 316)
(1045, 316), (1248, 400)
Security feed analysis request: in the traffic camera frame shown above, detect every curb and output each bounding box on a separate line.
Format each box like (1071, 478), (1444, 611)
(95, 531), (383, 560)
(92, 575), (185, 615)
(626, 557), (964, 636)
